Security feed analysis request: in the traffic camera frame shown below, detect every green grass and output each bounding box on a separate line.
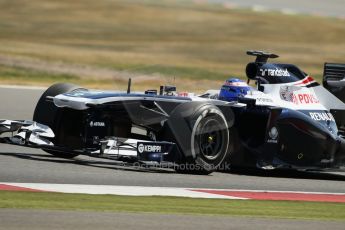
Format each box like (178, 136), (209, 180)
(109, 63), (228, 80)
(0, 64), (129, 88)
(1, 191), (345, 221)
(0, 0), (344, 90)
(0, 65), (78, 82)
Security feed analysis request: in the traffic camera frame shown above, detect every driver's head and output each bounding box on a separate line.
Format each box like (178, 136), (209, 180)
(219, 78), (252, 102)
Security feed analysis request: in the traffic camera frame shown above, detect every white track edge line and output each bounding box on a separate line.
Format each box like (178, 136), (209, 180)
(2, 182), (345, 196)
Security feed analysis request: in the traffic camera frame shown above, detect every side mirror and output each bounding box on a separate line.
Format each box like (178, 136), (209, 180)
(159, 85), (176, 96)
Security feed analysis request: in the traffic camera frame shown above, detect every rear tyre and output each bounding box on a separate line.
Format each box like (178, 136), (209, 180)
(33, 83), (87, 158)
(167, 102), (232, 175)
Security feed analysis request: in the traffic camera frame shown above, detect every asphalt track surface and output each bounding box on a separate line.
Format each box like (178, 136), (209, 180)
(1, 209), (344, 230)
(0, 86), (345, 193)
(208, 0), (345, 18)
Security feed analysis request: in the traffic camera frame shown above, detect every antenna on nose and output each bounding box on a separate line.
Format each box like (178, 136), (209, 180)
(127, 78), (132, 94)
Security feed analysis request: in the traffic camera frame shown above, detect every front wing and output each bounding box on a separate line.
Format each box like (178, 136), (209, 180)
(0, 119), (175, 164)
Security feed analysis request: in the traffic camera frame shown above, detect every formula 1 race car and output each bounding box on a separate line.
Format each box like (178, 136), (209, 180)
(1, 51), (345, 174)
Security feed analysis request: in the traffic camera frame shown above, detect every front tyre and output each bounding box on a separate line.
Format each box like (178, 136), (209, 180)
(192, 107), (230, 171)
(168, 102), (232, 174)
(33, 83), (86, 158)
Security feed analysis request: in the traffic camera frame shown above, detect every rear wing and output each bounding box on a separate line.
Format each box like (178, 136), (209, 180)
(323, 63), (345, 84)
(322, 63), (345, 129)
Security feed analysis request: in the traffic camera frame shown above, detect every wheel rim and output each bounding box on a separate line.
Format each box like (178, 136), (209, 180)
(195, 118), (225, 161)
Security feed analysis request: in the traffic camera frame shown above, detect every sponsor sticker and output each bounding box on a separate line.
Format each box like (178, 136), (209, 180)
(260, 68), (290, 77)
(279, 86), (319, 105)
(137, 143), (162, 153)
(256, 97), (274, 103)
(296, 93), (319, 104)
(309, 112), (335, 122)
(89, 121), (105, 127)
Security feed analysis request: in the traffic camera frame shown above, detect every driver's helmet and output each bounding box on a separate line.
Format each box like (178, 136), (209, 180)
(218, 78), (252, 101)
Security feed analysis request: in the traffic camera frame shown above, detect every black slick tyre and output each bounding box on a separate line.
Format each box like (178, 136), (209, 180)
(33, 83), (86, 158)
(167, 102), (232, 175)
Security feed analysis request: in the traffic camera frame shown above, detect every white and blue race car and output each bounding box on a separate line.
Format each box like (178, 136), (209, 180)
(1, 51), (345, 174)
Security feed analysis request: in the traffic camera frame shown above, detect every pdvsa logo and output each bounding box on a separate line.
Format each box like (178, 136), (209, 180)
(295, 93), (319, 105)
